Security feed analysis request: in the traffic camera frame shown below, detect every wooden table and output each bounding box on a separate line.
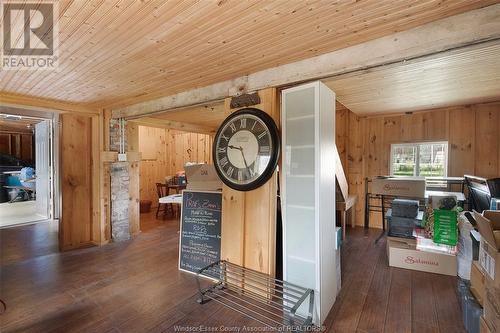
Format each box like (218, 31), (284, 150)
(164, 186), (185, 217)
(336, 194), (358, 240)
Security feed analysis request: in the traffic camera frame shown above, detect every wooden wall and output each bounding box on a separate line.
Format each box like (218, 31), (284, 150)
(60, 113), (99, 250)
(343, 101), (500, 228)
(0, 126), (34, 162)
(138, 126), (212, 205)
(335, 102), (349, 171)
(220, 88), (279, 276)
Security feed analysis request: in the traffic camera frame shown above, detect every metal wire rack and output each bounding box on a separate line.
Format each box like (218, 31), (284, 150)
(196, 260), (314, 331)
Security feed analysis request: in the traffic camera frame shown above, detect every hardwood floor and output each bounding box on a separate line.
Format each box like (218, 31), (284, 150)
(0, 212), (465, 332)
(0, 220), (58, 266)
(324, 228), (465, 333)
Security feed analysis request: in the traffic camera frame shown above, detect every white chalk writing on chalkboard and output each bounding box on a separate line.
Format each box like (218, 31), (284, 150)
(179, 191), (222, 274)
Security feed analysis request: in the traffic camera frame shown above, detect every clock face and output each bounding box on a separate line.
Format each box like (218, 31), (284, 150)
(213, 108), (280, 191)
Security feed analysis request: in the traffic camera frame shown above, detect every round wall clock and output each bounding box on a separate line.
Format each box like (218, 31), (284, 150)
(213, 108), (280, 191)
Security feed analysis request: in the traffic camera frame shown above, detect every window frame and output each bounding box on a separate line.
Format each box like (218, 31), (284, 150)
(390, 141), (448, 177)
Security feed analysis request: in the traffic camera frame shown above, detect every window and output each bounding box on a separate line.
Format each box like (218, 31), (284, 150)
(390, 142), (448, 177)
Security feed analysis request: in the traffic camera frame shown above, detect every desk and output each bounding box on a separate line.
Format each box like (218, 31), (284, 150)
(336, 194), (357, 239)
(368, 190), (465, 243)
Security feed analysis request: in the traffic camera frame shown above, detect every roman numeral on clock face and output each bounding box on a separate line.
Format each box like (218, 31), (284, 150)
(238, 170), (243, 181)
(251, 121), (257, 130)
(221, 134), (229, 141)
(260, 145), (270, 154)
(229, 123), (237, 133)
(220, 157), (229, 167)
(240, 118), (247, 129)
(258, 131), (267, 140)
(226, 166), (234, 177)
(218, 147), (226, 153)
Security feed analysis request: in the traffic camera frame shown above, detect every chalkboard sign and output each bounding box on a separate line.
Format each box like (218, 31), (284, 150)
(179, 190), (222, 274)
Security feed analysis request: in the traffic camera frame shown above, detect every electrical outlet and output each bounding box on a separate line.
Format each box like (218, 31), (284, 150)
(118, 153), (127, 162)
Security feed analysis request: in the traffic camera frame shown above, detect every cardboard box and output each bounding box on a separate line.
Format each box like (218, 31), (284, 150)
(474, 211), (500, 331)
(475, 211), (500, 287)
(371, 177), (426, 197)
(480, 316), (493, 333)
(387, 238), (457, 276)
(471, 260), (486, 307)
(184, 164), (222, 191)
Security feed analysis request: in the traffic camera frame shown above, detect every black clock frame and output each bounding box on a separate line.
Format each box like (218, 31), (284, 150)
(212, 107), (280, 191)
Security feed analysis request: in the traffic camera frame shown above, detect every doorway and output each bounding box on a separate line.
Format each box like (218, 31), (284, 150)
(131, 102), (223, 232)
(0, 113), (56, 228)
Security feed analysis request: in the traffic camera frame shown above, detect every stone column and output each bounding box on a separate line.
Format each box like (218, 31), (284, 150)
(109, 119), (131, 241)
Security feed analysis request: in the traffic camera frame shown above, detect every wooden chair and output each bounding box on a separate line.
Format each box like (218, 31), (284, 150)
(166, 176), (185, 217)
(156, 182), (173, 219)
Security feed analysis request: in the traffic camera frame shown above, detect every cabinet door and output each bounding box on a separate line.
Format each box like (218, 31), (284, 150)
(282, 83), (318, 319)
(282, 81), (338, 325)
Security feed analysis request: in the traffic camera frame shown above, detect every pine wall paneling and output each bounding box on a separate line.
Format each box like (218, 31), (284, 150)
(60, 113), (96, 250)
(220, 88), (279, 276)
(343, 101), (500, 228)
(0, 127), (34, 163)
(138, 126), (213, 206)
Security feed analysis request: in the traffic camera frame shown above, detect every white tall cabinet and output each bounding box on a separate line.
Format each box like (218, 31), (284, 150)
(281, 81), (337, 325)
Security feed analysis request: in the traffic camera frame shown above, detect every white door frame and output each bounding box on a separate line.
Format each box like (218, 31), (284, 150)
(0, 111), (59, 223)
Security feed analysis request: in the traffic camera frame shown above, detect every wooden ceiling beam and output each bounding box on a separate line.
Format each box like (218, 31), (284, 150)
(128, 117), (217, 136)
(112, 4), (500, 119)
(0, 92), (99, 115)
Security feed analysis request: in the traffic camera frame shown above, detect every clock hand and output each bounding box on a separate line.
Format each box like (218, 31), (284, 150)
(238, 146), (249, 169)
(228, 145), (241, 150)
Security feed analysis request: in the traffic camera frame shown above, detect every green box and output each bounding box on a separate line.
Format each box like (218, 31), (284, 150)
(433, 209), (458, 246)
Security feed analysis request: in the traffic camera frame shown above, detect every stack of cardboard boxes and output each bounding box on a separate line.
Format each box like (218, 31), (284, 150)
(371, 178), (460, 276)
(385, 196), (458, 277)
(473, 211), (500, 333)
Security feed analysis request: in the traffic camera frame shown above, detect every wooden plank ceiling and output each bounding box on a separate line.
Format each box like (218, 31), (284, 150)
(324, 42), (500, 115)
(0, 0), (495, 110)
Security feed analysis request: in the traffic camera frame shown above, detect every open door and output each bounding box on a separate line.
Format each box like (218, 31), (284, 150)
(35, 120), (50, 219)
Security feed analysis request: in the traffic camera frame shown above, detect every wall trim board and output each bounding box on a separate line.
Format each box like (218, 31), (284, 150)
(1, 92), (99, 115)
(111, 5), (500, 119)
(129, 117), (216, 135)
(91, 115), (102, 245)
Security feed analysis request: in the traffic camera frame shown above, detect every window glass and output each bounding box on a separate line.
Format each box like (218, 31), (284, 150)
(392, 145), (416, 176)
(391, 142), (447, 177)
(419, 143), (446, 176)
